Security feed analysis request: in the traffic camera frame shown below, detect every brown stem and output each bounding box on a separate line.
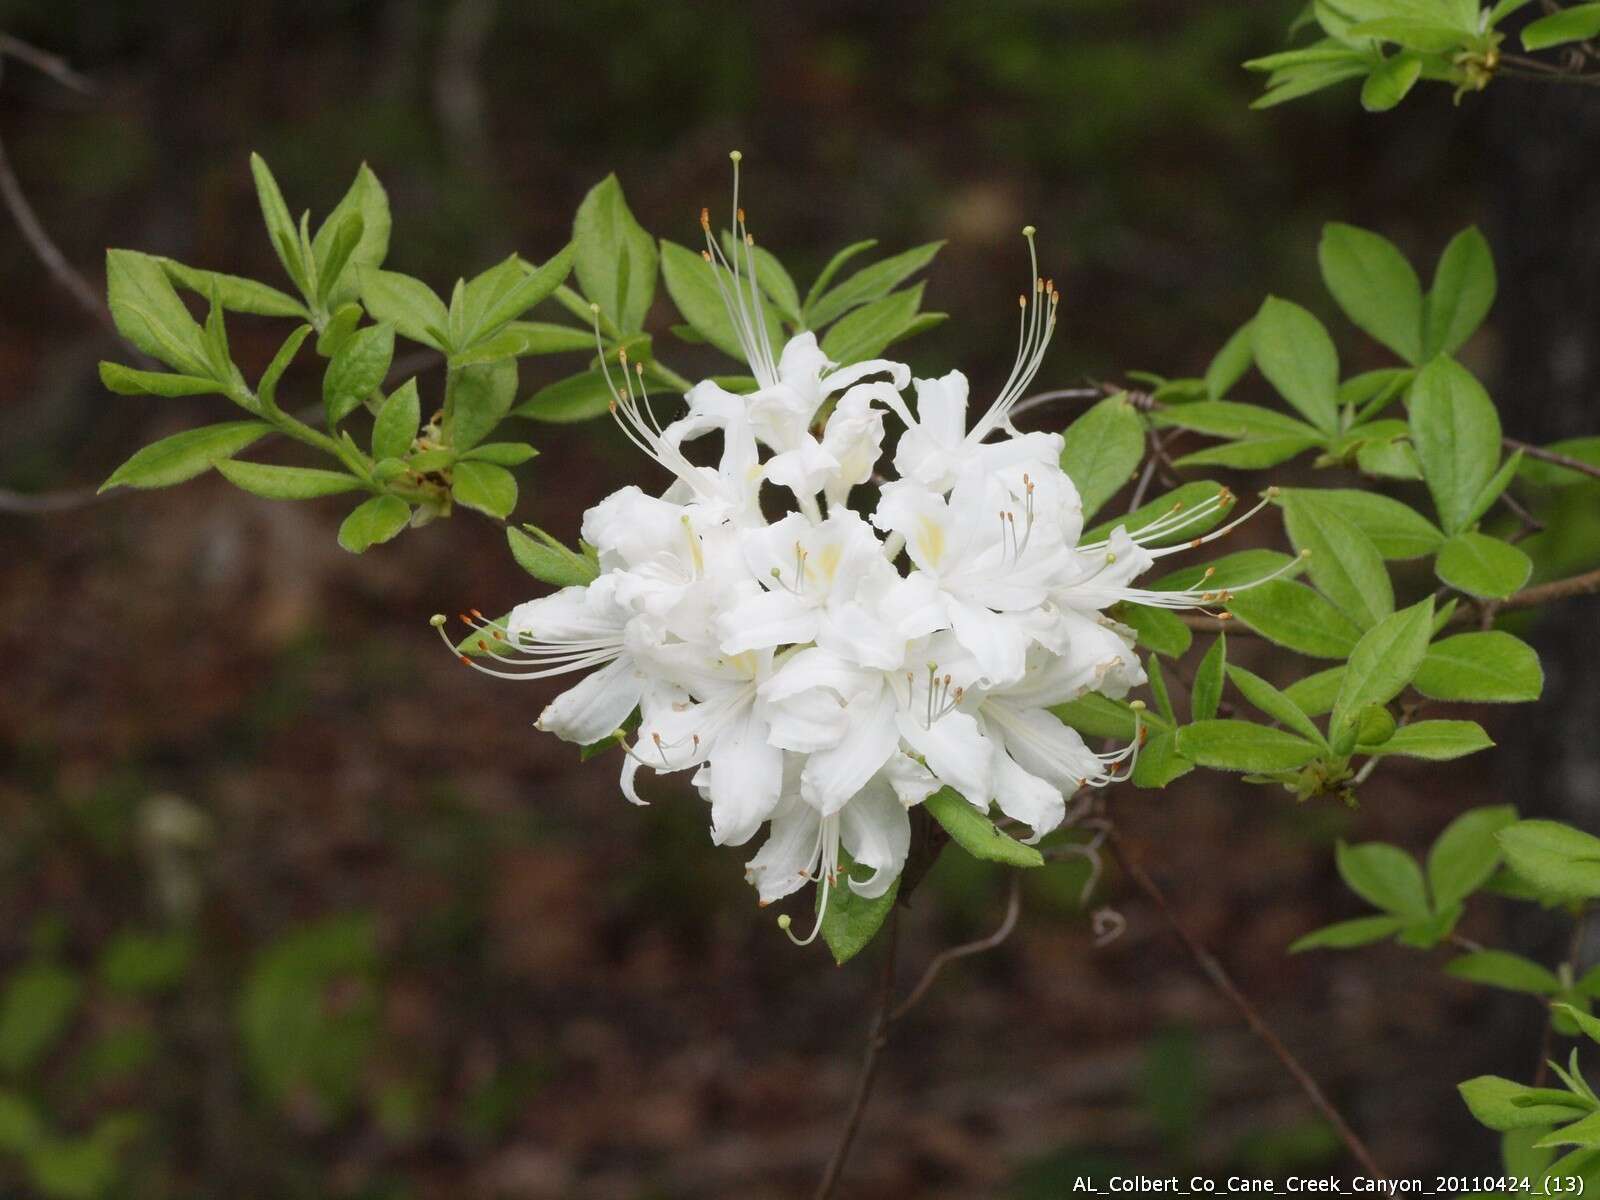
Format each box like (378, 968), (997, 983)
(0, 127), (115, 332)
(1505, 437), (1600, 483)
(890, 875), (1021, 1023)
(814, 911), (900, 1200)
(1107, 830), (1386, 1178)
(0, 33), (98, 94)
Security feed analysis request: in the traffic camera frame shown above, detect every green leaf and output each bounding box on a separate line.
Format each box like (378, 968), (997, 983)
(1227, 665), (1328, 746)
(1116, 603), (1193, 658)
(1429, 805), (1518, 910)
(371, 379), (421, 461)
(1252, 296), (1340, 433)
(323, 321), (394, 427)
(1415, 631), (1543, 703)
(1448, 950), (1562, 995)
(216, 460), (361, 500)
(1283, 665), (1346, 717)
(313, 212), (364, 309)
(1060, 395), (1145, 520)
(1171, 437), (1319, 470)
(249, 153), (308, 295)
(446, 358), (517, 450)
(1366, 719), (1493, 760)
(316, 303), (363, 358)
(513, 369), (614, 423)
(659, 238), (783, 362)
(100, 420), (272, 492)
(160, 259), (308, 319)
(1226, 580), (1364, 659)
(1360, 50), (1424, 109)
(358, 269), (450, 351)
(1536, 1110), (1600, 1150)
(507, 525), (600, 587)
(1154, 548), (1295, 593)
(1084, 481), (1235, 547)
(573, 175), (657, 333)
(1336, 840), (1429, 918)
(1155, 399), (1323, 442)
(466, 245), (576, 345)
(1436, 531), (1533, 600)
(1130, 728), (1193, 789)
(1357, 436), (1423, 480)
(924, 787), (1045, 868)
(311, 163), (391, 309)
(1191, 634), (1226, 721)
(451, 460), (517, 519)
(1331, 597), (1434, 729)
(1425, 226), (1496, 358)
(803, 239), (877, 314)
(1349, 18), (1465, 52)
(1410, 355), (1504, 535)
(0, 965), (81, 1075)
(1147, 653), (1176, 725)
(99, 362), (226, 398)
(98, 931), (193, 994)
(720, 232), (800, 323)
(337, 494), (411, 553)
(1318, 222), (1423, 362)
(493, 321), (594, 357)
(1289, 914), (1404, 952)
(258, 324), (312, 414)
(1051, 694), (1142, 741)
(461, 441), (537, 466)
(1252, 61), (1369, 109)
(816, 854), (901, 966)
(1279, 488), (1442, 559)
(1555, 1002), (1600, 1045)
(1282, 490), (1393, 628)
(806, 241), (944, 328)
(819, 285), (923, 366)
(1523, 3), (1600, 50)
(1175, 720), (1322, 773)
(105, 249), (213, 376)
(1497, 821), (1600, 901)
(1204, 319), (1256, 399)
(1461, 1076), (1596, 1132)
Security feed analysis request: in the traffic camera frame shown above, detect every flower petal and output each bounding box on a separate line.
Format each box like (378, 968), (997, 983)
(536, 657), (643, 744)
(991, 750), (1064, 843)
(802, 687), (900, 816)
(745, 781), (821, 904)
(839, 777), (912, 898)
(897, 708), (993, 805)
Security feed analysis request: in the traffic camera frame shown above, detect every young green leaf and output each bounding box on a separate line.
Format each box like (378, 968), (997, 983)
(1191, 635), (1226, 721)
(573, 174), (657, 333)
(806, 241), (944, 329)
(1435, 531), (1533, 600)
(818, 285), (923, 366)
(160, 259), (309, 319)
(1278, 488), (1443, 559)
(1282, 490), (1394, 628)
(468, 244), (576, 342)
(358, 269), (450, 351)
(1289, 914), (1404, 952)
(1060, 394), (1145, 520)
(1364, 719), (1493, 760)
(923, 787), (1045, 868)
(337, 494), (410, 553)
(1424, 226), (1496, 359)
(1336, 840), (1429, 918)
(1051, 694), (1143, 741)
(1522, 3), (1600, 50)
(311, 163), (392, 309)
(816, 852), (901, 966)
(1360, 51), (1423, 111)
(803, 239), (877, 314)
(1447, 950), (1561, 995)
(248, 153), (309, 296)
(105, 249), (213, 377)
(371, 379), (421, 461)
(1130, 728), (1193, 789)
(1147, 654), (1176, 725)
(99, 362), (226, 399)
(451, 460), (518, 519)
(1204, 318), (1256, 399)
(512, 370), (615, 423)
(1116, 604), (1193, 658)
(1282, 665), (1346, 718)
(1429, 805), (1518, 910)
(461, 442), (537, 466)
(1083, 481), (1236, 547)
(1414, 631), (1543, 703)
(1331, 597), (1434, 729)
(1460, 1076), (1597, 1132)
(507, 526), (600, 587)
(1226, 580), (1364, 659)
(1252, 296), (1340, 433)
(99, 421), (273, 492)
(1409, 355), (1504, 535)
(1318, 222), (1423, 362)
(216, 461), (362, 500)
(719, 232), (799, 323)
(1171, 436), (1319, 470)
(1497, 821), (1600, 900)
(1226, 665), (1328, 746)
(495, 321), (594, 357)
(1175, 720), (1322, 773)
(660, 239), (783, 361)
(323, 322), (394, 428)
(1154, 399), (1322, 441)
(445, 359), (517, 450)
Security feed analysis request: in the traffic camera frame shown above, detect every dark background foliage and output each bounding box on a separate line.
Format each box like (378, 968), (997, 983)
(0, 1), (1595, 1195)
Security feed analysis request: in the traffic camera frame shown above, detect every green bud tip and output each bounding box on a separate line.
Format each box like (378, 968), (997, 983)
(729, 149), (743, 163)
(776, 914), (792, 931)
(1021, 224), (1037, 238)
(429, 614), (447, 628)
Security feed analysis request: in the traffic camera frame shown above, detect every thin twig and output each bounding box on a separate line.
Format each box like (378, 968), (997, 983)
(0, 126), (114, 331)
(0, 486), (111, 514)
(889, 875), (1021, 1023)
(1506, 437), (1600, 483)
(814, 911), (900, 1200)
(1007, 387), (1105, 421)
(0, 33), (98, 94)
(1107, 829), (1386, 1178)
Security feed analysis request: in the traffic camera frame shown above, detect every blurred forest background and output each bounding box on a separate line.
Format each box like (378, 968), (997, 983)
(2, 0), (1598, 1196)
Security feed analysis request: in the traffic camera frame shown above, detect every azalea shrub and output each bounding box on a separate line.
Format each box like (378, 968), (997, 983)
(89, 1), (1600, 1183)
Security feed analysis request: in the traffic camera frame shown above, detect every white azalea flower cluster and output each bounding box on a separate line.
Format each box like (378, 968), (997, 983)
(443, 162), (1279, 944)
